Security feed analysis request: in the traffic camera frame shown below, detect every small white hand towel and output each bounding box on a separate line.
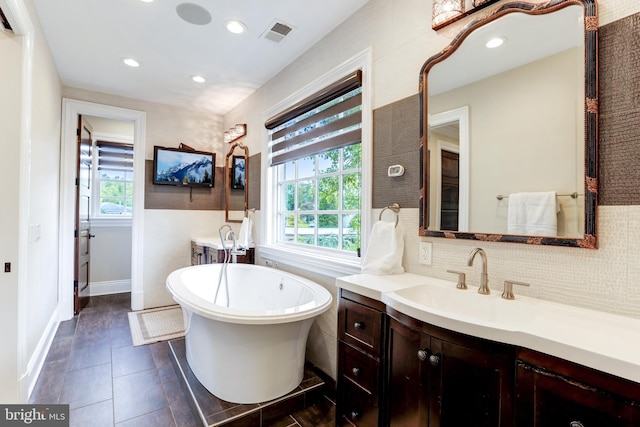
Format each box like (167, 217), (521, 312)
(237, 217), (253, 248)
(361, 221), (405, 275)
(507, 191), (558, 236)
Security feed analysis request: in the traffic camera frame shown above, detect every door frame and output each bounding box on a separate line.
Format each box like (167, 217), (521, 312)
(59, 99), (146, 320)
(429, 106), (469, 232)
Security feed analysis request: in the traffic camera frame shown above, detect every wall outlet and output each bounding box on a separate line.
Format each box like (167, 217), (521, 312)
(419, 242), (432, 265)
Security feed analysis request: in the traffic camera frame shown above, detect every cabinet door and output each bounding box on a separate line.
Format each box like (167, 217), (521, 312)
(387, 317), (429, 426)
(516, 363), (640, 427)
(430, 337), (513, 427)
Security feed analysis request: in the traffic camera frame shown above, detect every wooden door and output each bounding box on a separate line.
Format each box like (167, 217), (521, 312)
(430, 337), (513, 427)
(440, 150), (459, 231)
(74, 115), (92, 314)
(387, 317), (429, 426)
(516, 361), (640, 427)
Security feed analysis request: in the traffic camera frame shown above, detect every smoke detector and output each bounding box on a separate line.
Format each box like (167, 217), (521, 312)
(261, 20), (294, 43)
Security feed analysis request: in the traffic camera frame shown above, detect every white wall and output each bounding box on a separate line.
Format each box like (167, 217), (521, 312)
(0, 26), (24, 404)
(25, 0), (63, 395)
(224, 0), (640, 380)
(0, 0), (62, 402)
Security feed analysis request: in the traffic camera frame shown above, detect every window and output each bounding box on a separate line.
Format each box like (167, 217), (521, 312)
(265, 66), (369, 271)
(279, 143), (362, 252)
(94, 140), (134, 217)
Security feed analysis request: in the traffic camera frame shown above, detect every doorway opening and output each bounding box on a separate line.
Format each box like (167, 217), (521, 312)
(429, 106), (469, 232)
(59, 99), (146, 320)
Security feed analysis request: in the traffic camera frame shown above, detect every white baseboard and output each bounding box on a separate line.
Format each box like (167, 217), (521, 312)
(90, 279), (131, 296)
(25, 306), (59, 400)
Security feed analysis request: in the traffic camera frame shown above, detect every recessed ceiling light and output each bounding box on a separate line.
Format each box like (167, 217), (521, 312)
(486, 36), (507, 49)
(225, 20), (246, 34)
(123, 58), (141, 67)
(192, 75), (206, 83)
(140, 0), (154, 3)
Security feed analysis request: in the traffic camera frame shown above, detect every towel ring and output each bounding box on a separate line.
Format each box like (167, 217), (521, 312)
(379, 203), (400, 227)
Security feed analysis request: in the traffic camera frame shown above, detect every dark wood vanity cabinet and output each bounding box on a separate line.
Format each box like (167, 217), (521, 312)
(190, 241), (255, 265)
(337, 289), (640, 426)
(515, 349), (640, 427)
(387, 310), (514, 427)
(337, 289), (387, 426)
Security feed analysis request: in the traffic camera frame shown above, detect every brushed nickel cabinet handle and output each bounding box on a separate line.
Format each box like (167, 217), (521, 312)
(429, 354), (441, 367)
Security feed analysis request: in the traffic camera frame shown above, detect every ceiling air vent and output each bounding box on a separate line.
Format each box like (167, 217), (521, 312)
(262, 20), (293, 43)
(0, 7), (13, 32)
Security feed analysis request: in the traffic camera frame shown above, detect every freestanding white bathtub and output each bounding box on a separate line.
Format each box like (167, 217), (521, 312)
(166, 263), (332, 404)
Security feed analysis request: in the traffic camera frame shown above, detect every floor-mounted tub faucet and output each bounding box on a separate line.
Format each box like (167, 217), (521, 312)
(467, 247), (490, 295)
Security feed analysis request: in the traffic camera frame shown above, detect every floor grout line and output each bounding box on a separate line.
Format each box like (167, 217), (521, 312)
(33, 294), (336, 427)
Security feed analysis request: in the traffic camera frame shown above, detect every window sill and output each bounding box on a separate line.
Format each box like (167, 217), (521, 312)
(90, 218), (132, 228)
(257, 244), (362, 279)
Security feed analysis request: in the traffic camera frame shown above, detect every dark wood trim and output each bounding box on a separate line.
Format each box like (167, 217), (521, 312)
(339, 288), (387, 312)
(516, 348), (640, 404)
(419, 0), (599, 249)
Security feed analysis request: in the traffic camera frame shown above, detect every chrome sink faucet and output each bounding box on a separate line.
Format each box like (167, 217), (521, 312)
(467, 248), (490, 295)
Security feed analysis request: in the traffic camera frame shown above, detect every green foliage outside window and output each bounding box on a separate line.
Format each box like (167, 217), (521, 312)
(280, 144), (361, 252)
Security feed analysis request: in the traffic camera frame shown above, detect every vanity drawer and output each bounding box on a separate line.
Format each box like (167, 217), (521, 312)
(340, 298), (384, 357)
(339, 342), (379, 400)
(339, 379), (379, 427)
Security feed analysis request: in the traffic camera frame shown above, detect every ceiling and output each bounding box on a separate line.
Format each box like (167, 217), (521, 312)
(33, 0), (369, 115)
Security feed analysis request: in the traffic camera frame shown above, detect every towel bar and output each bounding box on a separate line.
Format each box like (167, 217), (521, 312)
(379, 203), (400, 227)
(496, 192), (581, 201)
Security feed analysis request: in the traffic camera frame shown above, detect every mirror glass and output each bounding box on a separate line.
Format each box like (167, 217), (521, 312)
(420, 0), (598, 248)
(225, 144), (248, 223)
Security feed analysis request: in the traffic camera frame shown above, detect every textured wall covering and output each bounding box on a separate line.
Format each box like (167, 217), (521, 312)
(144, 161), (224, 210)
(144, 153), (261, 211)
(248, 153), (262, 211)
(372, 95), (421, 209)
(599, 12), (640, 205)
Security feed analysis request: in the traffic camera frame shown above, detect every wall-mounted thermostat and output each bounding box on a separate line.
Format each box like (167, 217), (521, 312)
(387, 164), (405, 177)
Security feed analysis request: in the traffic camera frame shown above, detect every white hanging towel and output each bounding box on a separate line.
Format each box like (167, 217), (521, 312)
(507, 191), (558, 236)
(237, 217), (253, 248)
(361, 221), (404, 275)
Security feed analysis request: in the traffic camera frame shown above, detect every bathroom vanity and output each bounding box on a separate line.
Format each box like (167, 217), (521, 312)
(335, 273), (640, 426)
(190, 237), (255, 265)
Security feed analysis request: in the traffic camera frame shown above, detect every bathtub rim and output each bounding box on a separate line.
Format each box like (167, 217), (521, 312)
(166, 263), (332, 325)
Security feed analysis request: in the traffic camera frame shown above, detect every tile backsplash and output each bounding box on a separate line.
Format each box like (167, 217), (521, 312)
(399, 206), (640, 319)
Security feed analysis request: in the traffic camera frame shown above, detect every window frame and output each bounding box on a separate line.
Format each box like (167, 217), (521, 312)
(261, 49), (372, 278)
(277, 144), (362, 253)
(90, 133), (134, 226)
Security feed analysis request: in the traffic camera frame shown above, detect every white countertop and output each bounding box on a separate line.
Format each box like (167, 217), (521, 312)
(336, 273), (640, 384)
(192, 236), (255, 249)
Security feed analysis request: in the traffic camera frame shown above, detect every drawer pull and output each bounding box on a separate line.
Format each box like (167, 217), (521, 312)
(417, 349), (429, 361)
(351, 411), (360, 420)
(569, 422), (584, 427)
(354, 321), (365, 330)
(429, 354), (441, 367)
(352, 367), (361, 377)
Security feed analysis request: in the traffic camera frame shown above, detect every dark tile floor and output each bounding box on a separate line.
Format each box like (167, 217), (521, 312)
(29, 294), (336, 427)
